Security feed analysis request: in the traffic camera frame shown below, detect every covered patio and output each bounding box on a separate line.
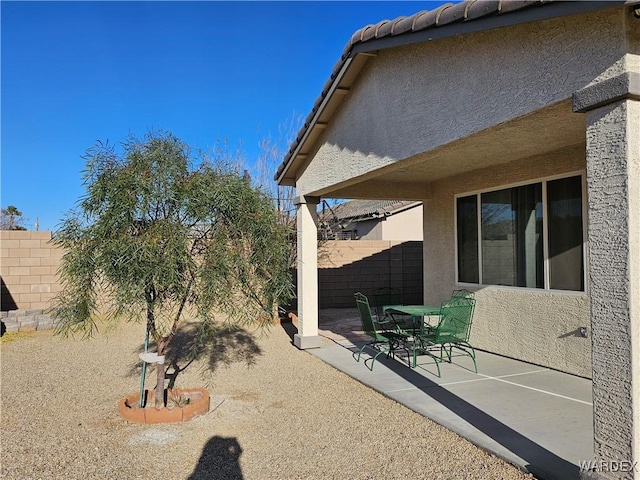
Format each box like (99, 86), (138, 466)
(277, 2), (640, 479)
(309, 309), (592, 480)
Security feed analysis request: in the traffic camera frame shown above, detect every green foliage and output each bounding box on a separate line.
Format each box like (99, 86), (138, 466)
(52, 131), (293, 348)
(167, 390), (190, 408)
(1, 205), (27, 230)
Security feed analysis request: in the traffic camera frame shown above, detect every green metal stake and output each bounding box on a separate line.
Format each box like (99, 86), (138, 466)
(138, 327), (150, 408)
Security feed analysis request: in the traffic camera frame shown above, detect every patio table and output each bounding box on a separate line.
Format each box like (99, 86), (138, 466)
(383, 304), (441, 335)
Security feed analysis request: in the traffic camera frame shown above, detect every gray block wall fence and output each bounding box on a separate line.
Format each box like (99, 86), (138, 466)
(1, 232), (423, 330)
(1, 309), (56, 333)
(319, 241), (423, 308)
(288, 240), (423, 310)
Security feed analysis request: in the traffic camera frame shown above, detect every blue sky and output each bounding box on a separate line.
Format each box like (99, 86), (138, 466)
(2, 1), (444, 231)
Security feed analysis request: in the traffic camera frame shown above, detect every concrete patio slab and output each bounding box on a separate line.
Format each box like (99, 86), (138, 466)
(309, 311), (593, 480)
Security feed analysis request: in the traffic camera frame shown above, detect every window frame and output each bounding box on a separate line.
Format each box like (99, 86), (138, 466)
(454, 171), (587, 293)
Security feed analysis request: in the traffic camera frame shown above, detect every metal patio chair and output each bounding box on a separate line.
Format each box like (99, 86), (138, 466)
(411, 296), (477, 375)
(372, 287), (412, 331)
(451, 289), (475, 299)
(354, 292), (409, 370)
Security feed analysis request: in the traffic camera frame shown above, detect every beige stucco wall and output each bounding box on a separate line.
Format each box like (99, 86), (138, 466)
(379, 205), (423, 241)
(289, 6), (638, 377)
(1, 231), (62, 310)
(584, 95), (640, 471)
(295, 7), (628, 196)
(352, 205), (423, 241)
(423, 144), (590, 377)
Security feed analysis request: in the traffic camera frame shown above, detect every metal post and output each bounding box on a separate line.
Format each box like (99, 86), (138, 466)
(138, 327), (150, 408)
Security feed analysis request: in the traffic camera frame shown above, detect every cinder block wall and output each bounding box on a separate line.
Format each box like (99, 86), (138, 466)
(317, 240), (423, 308)
(1, 233), (424, 313)
(1, 231), (63, 310)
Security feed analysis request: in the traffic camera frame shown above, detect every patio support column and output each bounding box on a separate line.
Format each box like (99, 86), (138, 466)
(293, 195), (322, 349)
(574, 70), (640, 479)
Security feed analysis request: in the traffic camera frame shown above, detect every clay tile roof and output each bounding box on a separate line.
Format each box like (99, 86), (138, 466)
(389, 16), (408, 35)
(413, 9), (439, 30)
(376, 19), (395, 37)
(437, 1), (469, 25)
(466, 0), (500, 20)
(391, 13), (420, 36)
(275, 0), (633, 183)
(499, 0), (542, 14)
(325, 200), (421, 222)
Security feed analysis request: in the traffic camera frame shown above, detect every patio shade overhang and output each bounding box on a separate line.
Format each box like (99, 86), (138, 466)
(282, 1), (640, 476)
(302, 100), (585, 201)
(275, 0), (632, 195)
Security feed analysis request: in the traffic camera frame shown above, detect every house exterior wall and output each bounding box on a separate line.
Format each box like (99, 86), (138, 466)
(423, 144), (590, 377)
(380, 205), (422, 241)
(350, 205), (423, 240)
(290, 8), (633, 378)
(350, 219), (380, 240)
(295, 8), (628, 196)
(286, 4), (640, 475)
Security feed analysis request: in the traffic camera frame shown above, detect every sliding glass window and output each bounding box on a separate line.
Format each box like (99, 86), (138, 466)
(456, 174), (584, 291)
(547, 176), (584, 291)
(456, 195), (479, 284)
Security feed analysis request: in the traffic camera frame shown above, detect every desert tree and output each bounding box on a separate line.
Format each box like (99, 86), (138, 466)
(52, 131), (293, 407)
(255, 113), (345, 266)
(255, 113), (303, 265)
(1, 205), (27, 230)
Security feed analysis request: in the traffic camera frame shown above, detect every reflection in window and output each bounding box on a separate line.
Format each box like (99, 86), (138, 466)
(457, 196), (478, 283)
(456, 175), (584, 291)
(547, 176), (584, 291)
(481, 185), (543, 288)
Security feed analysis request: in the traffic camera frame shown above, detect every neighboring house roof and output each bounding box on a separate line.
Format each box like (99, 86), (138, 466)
(328, 199), (421, 223)
(275, 0), (634, 186)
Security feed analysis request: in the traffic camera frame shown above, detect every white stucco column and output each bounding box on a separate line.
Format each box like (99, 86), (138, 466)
(574, 70), (640, 479)
(293, 195), (322, 349)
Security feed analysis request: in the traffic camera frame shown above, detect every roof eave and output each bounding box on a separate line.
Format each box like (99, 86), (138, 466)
(275, 55), (356, 186)
(351, 0), (627, 55)
(275, 0), (633, 187)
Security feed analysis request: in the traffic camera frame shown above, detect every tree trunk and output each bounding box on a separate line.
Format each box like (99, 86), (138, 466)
(145, 295), (166, 409)
(154, 359), (165, 408)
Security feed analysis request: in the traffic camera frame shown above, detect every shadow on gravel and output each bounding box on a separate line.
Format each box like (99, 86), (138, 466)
(127, 323), (262, 387)
(279, 319), (298, 343)
(188, 436), (243, 480)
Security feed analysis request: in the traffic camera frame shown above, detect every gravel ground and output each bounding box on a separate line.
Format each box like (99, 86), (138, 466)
(1, 319), (534, 480)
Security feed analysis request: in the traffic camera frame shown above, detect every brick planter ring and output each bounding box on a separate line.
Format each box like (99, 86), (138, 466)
(118, 388), (210, 424)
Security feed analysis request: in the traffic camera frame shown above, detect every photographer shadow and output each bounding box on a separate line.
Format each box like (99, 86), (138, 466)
(188, 436), (243, 480)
